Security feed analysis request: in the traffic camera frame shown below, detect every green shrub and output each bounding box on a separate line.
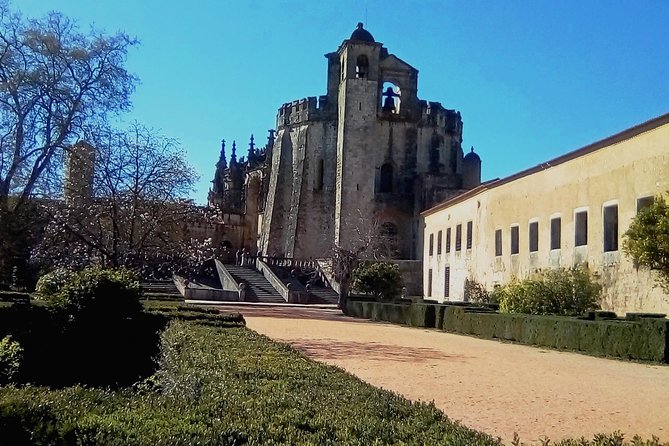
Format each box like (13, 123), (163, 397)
(0, 335), (23, 384)
(33, 268), (75, 300)
(50, 267), (142, 323)
(495, 266), (601, 316)
(464, 277), (493, 303)
(623, 194), (669, 291)
(353, 261), (404, 300)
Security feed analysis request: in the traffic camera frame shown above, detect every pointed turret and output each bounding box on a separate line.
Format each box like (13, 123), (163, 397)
(267, 129), (275, 148)
(249, 134), (256, 156)
(230, 140), (237, 165)
(217, 139), (227, 169)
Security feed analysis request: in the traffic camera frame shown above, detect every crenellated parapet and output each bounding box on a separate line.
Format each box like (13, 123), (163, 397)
(419, 100), (463, 135)
(276, 95), (335, 128)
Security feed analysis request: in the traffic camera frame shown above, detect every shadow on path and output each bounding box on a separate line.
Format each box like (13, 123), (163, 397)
(285, 338), (468, 363)
(218, 306), (371, 323)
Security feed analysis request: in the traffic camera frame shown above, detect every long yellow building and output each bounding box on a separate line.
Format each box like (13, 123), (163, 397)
(422, 113), (669, 315)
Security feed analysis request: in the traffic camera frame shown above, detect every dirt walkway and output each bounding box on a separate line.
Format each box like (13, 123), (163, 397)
(218, 305), (669, 443)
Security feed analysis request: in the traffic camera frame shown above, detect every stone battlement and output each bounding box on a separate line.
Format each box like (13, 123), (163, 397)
(276, 96), (333, 127)
(420, 100), (462, 133)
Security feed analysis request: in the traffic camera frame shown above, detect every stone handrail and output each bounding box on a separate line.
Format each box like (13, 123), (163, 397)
(256, 257), (310, 303)
(258, 255), (333, 291)
(214, 259), (245, 301)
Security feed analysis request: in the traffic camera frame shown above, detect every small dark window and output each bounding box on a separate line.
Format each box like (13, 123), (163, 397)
(495, 229), (502, 256)
(455, 224), (462, 251)
(603, 205), (618, 252)
(379, 163), (393, 193)
(637, 196), (654, 212)
(575, 211), (588, 247)
(550, 217), (561, 250)
(315, 159), (324, 191)
(429, 233), (434, 256)
(437, 230), (442, 255)
(427, 269), (433, 297)
(529, 221), (538, 253)
(445, 228), (451, 253)
(510, 226), (519, 255)
(444, 267), (450, 298)
(466, 221), (473, 249)
(356, 55), (369, 78)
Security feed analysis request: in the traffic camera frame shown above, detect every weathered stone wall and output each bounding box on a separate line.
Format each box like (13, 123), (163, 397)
(259, 27), (472, 262)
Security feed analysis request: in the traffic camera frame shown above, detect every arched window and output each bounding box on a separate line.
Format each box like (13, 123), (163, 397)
(379, 163), (393, 193)
(356, 55), (369, 78)
(381, 82), (401, 113)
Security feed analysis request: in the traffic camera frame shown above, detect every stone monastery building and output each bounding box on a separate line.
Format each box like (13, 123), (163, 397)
(209, 23), (481, 260)
(422, 113), (669, 315)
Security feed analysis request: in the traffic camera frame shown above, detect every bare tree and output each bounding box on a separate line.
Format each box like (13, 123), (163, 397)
(331, 210), (401, 309)
(0, 3), (136, 283)
(33, 123), (206, 274)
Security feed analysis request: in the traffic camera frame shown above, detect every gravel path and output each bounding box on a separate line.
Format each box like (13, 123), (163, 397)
(217, 305), (669, 444)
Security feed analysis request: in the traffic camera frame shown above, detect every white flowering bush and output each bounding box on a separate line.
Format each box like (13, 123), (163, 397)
(34, 268), (75, 300)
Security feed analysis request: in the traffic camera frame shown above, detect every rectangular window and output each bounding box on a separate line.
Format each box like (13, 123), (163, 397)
(427, 269), (433, 297)
(437, 230), (443, 255)
(495, 229), (502, 256)
(510, 225), (519, 254)
(429, 233), (434, 256)
(315, 159), (324, 191)
(455, 224), (462, 251)
(603, 204), (619, 252)
(575, 211), (588, 246)
(550, 217), (561, 250)
(445, 228), (451, 253)
(637, 196), (654, 212)
(529, 221), (538, 253)
(466, 221), (473, 249)
(444, 267), (450, 298)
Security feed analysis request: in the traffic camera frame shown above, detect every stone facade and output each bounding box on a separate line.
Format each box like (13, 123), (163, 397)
(211, 24), (480, 260)
(422, 113), (669, 315)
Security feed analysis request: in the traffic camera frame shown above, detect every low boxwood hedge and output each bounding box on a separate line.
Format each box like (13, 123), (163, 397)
(0, 315), (502, 445)
(346, 299), (669, 363)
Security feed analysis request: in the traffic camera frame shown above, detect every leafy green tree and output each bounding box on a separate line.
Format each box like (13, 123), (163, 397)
(623, 194), (669, 292)
(353, 261), (404, 300)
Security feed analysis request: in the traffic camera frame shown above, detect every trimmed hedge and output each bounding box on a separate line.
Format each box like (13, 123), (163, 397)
(345, 299), (669, 363)
(0, 315), (502, 445)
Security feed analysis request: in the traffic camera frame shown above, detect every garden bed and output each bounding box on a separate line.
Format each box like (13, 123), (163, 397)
(0, 301), (500, 445)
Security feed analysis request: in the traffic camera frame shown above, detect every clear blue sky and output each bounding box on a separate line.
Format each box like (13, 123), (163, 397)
(18, 1), (669, 204)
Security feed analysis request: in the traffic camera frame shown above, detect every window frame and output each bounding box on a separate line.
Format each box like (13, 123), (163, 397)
(455, 224), (462, 251)
(494, 228), (502, 257)
(603, 202), (619, 252)
(510, 224), (519, 255)
(574, 209), (588, 247)
(528, 219), (539, 253)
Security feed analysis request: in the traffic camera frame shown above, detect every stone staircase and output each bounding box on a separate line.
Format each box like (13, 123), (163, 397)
(308, 286), (339, 305)
(224, 265), (285, 304)
(141, 280), (182, 300)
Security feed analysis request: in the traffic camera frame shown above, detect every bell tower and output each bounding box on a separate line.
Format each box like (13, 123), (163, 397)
(334, 23), (383, 248)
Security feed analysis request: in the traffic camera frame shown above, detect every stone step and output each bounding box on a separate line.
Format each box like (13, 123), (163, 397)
(223, 265), (285, 304)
